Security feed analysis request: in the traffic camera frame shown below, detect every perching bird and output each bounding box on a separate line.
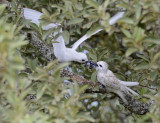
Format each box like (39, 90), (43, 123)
(23, 8), (124, 63)
(23, 8), (88, 63)
(87, 61), (139, 102)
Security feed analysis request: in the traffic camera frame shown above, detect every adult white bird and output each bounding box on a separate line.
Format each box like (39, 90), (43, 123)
(23, 8), (124, 63)
(92, 61), (139, 102)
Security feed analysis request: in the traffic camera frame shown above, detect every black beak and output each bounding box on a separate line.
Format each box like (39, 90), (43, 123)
(85, 61), (98, 69)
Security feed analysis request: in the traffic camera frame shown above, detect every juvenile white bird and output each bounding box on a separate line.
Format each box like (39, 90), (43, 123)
(23, 8), (124, 63)
(94, 61), (139, 102)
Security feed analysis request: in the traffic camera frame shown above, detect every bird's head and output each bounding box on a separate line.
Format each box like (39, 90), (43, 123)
(96, 61), (108, 71)
(74, 52), (88, 63)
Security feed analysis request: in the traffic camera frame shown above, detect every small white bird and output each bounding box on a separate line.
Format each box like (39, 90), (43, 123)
(23, 8), (88, 63)
(95, 61), (139, 102)
(23, 8), (124, 63)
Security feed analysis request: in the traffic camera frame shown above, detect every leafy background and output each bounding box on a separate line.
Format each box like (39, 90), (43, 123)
(0, 0), (160, 122)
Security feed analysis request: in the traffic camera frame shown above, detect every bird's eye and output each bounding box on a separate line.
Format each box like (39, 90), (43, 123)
(99, 65), (102, 67)
(82, 59), (85, 62)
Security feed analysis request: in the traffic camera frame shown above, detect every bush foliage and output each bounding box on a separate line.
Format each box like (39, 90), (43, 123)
(0, 0), (160, 122)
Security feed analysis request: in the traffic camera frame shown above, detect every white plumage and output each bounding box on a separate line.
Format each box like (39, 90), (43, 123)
(72, 11), (125, 50)
(109, 11), (124, 25)
(96, 61), (139, 101)
(24, 8), (88, 63)
(23, 8), (124, 63)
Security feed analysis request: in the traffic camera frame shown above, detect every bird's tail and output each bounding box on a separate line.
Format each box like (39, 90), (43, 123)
(119, 80), (139, 86)
(125, 87), (139, 96)
(23, 8), (58, 30)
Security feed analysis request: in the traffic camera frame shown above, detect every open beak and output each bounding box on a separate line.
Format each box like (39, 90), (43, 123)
(85, 61), (98, 69)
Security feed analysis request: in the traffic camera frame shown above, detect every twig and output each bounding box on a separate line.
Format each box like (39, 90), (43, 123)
(2, 0), (152, 115)
(24, 27), (153, 115)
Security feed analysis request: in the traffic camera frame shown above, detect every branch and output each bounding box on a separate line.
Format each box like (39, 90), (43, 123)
(2, 0), (151, 114)
(24, 31), (153, 115)
(62, 70), (152, 115)
(119, 93), (153, 115)
(28, 33), (56, 61)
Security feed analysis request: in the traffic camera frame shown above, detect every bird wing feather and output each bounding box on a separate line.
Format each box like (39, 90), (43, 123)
(72, 29), (102, 50)
(23, 8), (59, 30)
(72, 11), (125, 50)
(98, 70), (121, 90)
(23, 8), (66, 61)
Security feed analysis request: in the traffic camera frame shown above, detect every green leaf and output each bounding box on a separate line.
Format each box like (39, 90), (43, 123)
(133, 27), (145, 42)
(79, 94), (95, 100)
(117, 3), (130, 10)
(150, 70), (158, 81)
(45, 60), (58, 71)
(98, 50), (109, 60)
(140, 88), (146, 95)
(42, 8), (50, 17)
(68, 18), (84, 25)
(86, 25), (103, 37)
(74, 81), (79, 94)
(136, 54), (149, 62)
(52, 62), (70, 75)
(91, 70), (97, 82)
(145, 37), (160, 45)
(89, 53), (97, 61)
(119, 17), (134, 24)
(83, 22), (93, 29)
(141, 15), (155, 23)
(77, 114), (95, 122)
(152, 51), (160, 64)
(86, 0), (99, 9)
(115, 73), (126, 80)
(75, 3), (83, 10)
(42, 28), (54, 40)
(55, 119), (65, 123)
(121, 29), (132, 38)
(79, 85), (89, 94)
(10, 38), (28, 49)
(30, 23), (40, 32)
(125, 47), (138, 57)
(135, 62), (150, 70)
(0, 4), (6, 16)
(62, 31), (70, 44)
(27, 58), (38, 71)
(135, 3), (142, 20)
(37, 84), (47, 100)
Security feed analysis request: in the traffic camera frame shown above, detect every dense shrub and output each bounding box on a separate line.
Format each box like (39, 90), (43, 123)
(0, 0), (160, 122)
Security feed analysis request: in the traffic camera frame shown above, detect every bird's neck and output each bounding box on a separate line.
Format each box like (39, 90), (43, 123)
(98, 69), (108, 73)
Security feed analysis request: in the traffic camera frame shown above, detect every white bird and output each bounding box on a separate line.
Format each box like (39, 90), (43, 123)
(95, 61), (139, 102)
(23, 8), (124, 63)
